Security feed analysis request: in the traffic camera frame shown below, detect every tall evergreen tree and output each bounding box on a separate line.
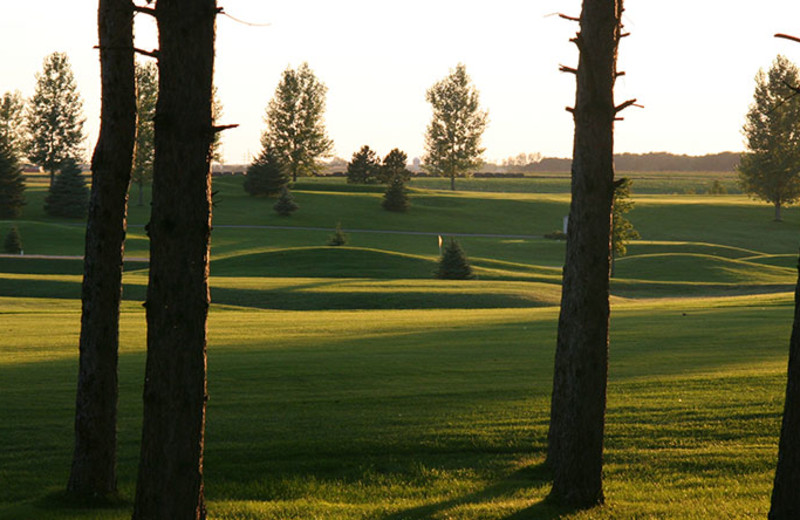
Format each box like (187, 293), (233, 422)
(263, 62), (333, 182)
(346, 145), (380, 184)
(0, 140), (25, 219)
(739, 55), (800, 222)
(0, 91), (26, 156)
(423, 64), (488, 191)
(244, 144), (289, 197)
(26, 52), (86, 187)
(132, 60), (157, 207)
(381, 148), (411, 183)
(547, 0), (627, 507)
(132, 0), (217, 516)
(67, 0), (136, 500)
(44, 157), (89, 218)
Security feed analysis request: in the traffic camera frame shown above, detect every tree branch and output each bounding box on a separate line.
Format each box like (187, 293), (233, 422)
(131, 2), (156, 17)
(134, 48), (159, 59)
(615, 99), (644, 113)
(212, 124), (239, 134)
(559, 64), (578, 75)
(558, 13), (580, 22)
(776, 33), (800, 44)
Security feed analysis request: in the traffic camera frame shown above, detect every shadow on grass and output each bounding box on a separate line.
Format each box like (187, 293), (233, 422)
(381, 463), (579, 520)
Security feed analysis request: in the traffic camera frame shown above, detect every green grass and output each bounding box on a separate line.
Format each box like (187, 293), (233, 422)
(1, 174), (798, 519)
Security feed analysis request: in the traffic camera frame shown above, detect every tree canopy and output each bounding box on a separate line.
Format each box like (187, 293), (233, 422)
(263, 62), (332, 182)
(0, 91), (26, 156)
(132, 60), (157, 206)
(346, 145), (380, 184)
(739, 55), (800, 221)
(423, 64), (488, 191)
(26, 52), (86, 186)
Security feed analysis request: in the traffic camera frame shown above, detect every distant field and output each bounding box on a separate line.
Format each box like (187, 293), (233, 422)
(0, 172), (796, 519)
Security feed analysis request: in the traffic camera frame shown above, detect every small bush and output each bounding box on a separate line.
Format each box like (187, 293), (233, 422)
(44, 157), (89, 218)
(708, 179), (728, 195)
(436, 239), (474, 280)
(4, 226), (22, 254)
(327, 222), (348, 246)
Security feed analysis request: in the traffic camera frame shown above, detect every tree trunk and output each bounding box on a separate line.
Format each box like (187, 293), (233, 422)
(547, 0), (623, 508)
(137, 180), (144, 207)
(450, 173), (455, 191)
(775, 201), (783, 222)
(769, 254), (800, 519)
(132, 1), (216, 519)
(67, 0), (135, 499)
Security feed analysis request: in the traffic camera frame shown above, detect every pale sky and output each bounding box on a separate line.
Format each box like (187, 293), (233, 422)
(2, 1), (800, 165)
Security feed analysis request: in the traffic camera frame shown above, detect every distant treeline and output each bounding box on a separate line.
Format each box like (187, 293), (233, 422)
(527, 152), (741, 173)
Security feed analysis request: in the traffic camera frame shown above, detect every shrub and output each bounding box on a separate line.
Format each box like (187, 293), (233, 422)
(244, 146), (289, 197)
(708, 179), (728, 195)
(436, 238), (475, 280)
(0, 142), (25, 219)
(273, 185), (299, 216)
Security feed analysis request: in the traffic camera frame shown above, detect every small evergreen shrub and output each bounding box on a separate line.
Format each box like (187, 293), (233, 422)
(3, 226), (22, 254)
(0, 142), (26, 219)
(44, 157), (89, 218)
(382, 176), (410, 212)
(273, 186), (299, 216)
(327, 222), (348, 246)
(436, 239), (475, 280)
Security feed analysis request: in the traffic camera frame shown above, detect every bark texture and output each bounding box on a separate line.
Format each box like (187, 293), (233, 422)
(769, 254), (800, 519)
(131, 1), (216, 519)
(67, 0), (135, 498)
(547, 0), (623, 508)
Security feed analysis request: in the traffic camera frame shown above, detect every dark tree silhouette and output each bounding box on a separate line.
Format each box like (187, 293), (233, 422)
(273, 185), (299, 216)
(132, 0), (217, 518)
(244, 144), (289, 197)
(770, 31), (800, 520)
(3, 226), (22, 254)
(382, 176), (409, 212)
(547, 0), (630, 507)
(436, 239), (474, 280)
(0, 140), (25, 219)
(67, 0), (135, 500)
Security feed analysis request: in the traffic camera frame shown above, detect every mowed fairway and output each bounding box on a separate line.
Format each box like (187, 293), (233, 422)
(0, 173), (797, 519)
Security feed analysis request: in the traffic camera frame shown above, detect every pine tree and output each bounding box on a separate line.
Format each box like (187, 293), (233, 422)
(0, 141), (26, 219)
(327, 222), (348, 246)
(3, 226), (22, 254)
(381, 148), (411, 183)
(346, 145), (380, 184)
(26, 52), (86, 187)
(44, 157), (89, 218)
(245, 145), (289, 197)
(273, 185), (299, 216)
(382, 175), (409, 212)
(436, 239), (474, 279)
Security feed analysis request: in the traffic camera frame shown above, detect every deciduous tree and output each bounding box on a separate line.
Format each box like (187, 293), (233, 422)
(611, 178), (640, 276)
(132, 0), (217, 517)
(132, 60), (157, 207)
(0, 91), (26, 156)
(739, 55), (800, 222)
(263, 62), (332, 182)
(547, 0), (628, 507)
(423, 64), (488, 191)
(26, 52), (86, 187)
